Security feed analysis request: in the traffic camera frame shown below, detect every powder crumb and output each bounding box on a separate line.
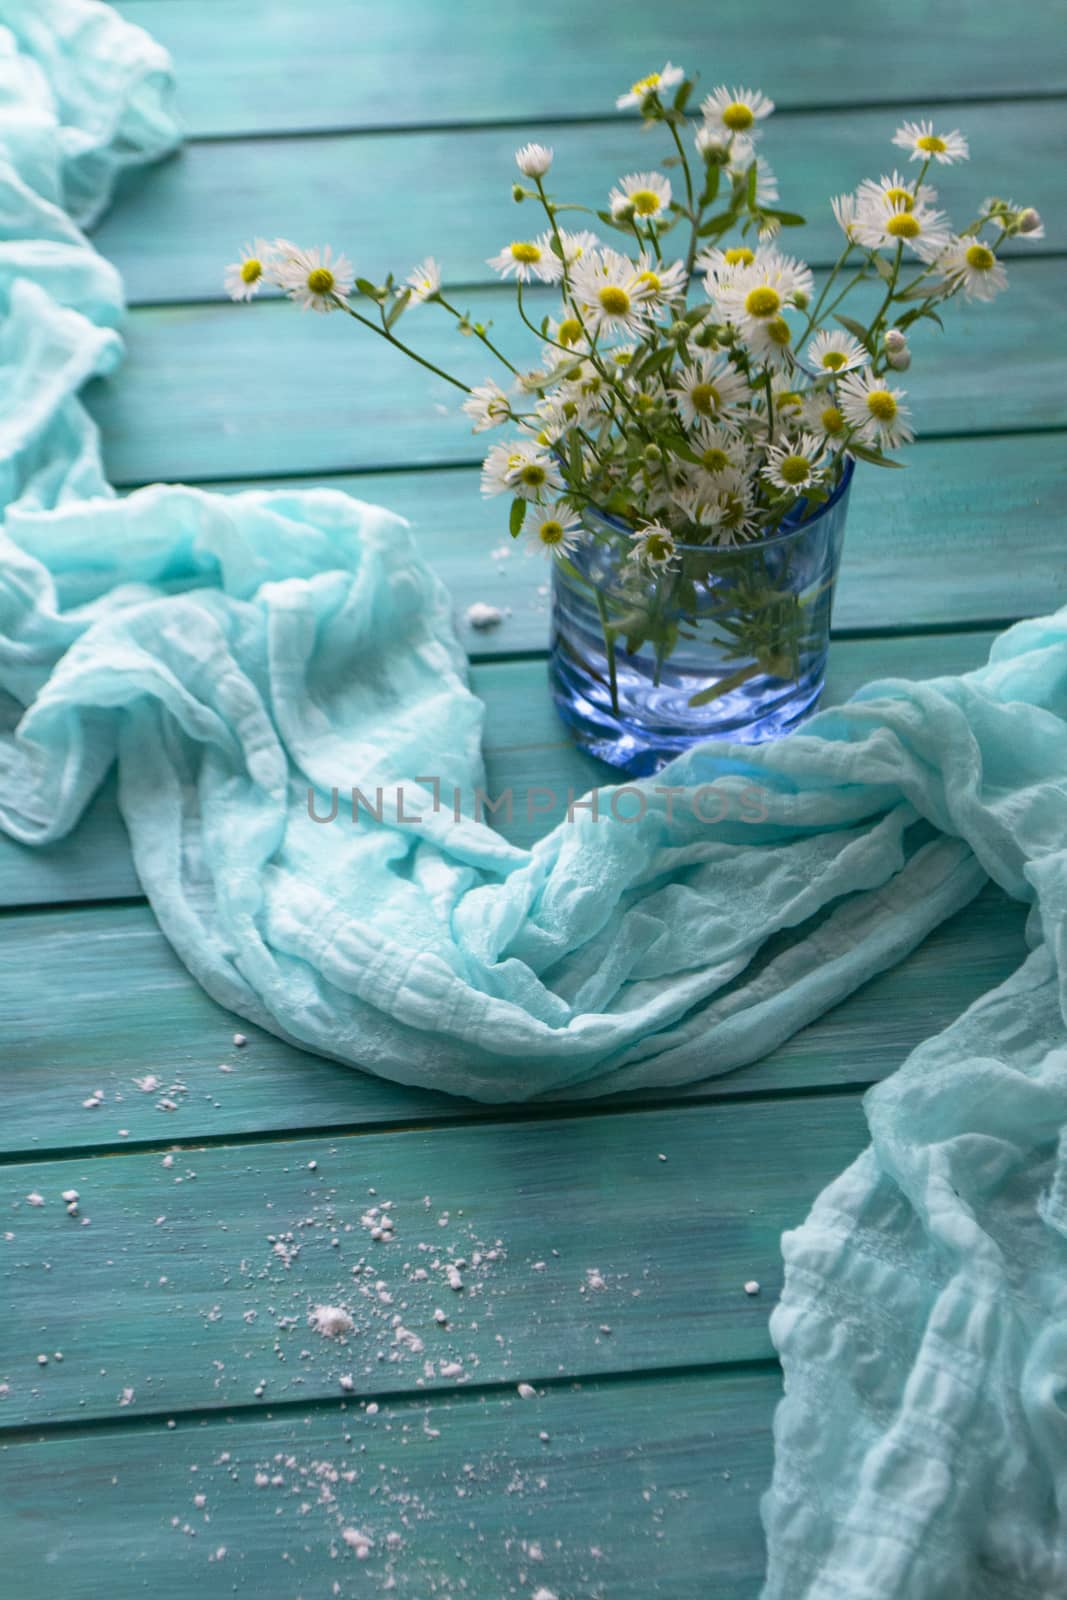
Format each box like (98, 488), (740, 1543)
(433, 1308), (448, 1325)
(82, 1091), (103, 1109)
(307, 1161), (317, 1171)
(309, 1304), (355, 1339)
(744, 1280), (761, 1296)
(532, 1589), (559, 1600)
(26, 1193), (44, 1207)
(341, 1527), (372, 1558)
(134, 1075), (161, 1093)
(446, 1265), (463, 1292)
(465, 601), (504, 630)
(539, 1431), (550, 1442)
(517, 1382), (537, 1400)
(233, 1034), (247, 1047)
(193, 1493), (206, 1508)
(118, 1386), (135, 1407)
(162, 1155), (174, 1169)
(585, 1268), (607, 1291)
(339, 1374), (355, 1393)
(36, 1354), (47, 1366)
(254, 1472), (270, 1488)
(61, 1189), (78, 1204)
(365, 1402), (379, 1416)
(658, 1153), (668, 1162)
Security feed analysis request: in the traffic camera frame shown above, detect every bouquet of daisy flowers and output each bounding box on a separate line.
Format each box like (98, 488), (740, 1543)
(226, 67), (1042, 752)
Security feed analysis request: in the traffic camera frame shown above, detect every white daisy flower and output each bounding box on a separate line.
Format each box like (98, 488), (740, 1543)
(515, 143), (553, 178)
(224, 239), (274, 302)
(462, 380), (512, 432)
(568, 247), (655, 338)
(701, 85), (775, 138)
(487, 236), (563, 284)
(839, 367), (914, 450)
(629, 254), (688, 308)
(713, 252), (814, 329)
(677, 483), (760, 546)
(938, 236), (1008, 302)
(616, 63), (685, 112)
(800, 391), (850, 447)
(765, 377), (807, 431)
(743, 312), (797, 372)
(729, 155), (779, 212)
(805, 328), (866, 375)
(544, 314), (589, 354)
(609, 171), (672, 222)
(892, 119), (969, 166)
(480, 439), (563, 501)
(275, 244), (354, 313)
(695, 244), (757, 289)
(556, 229), (601, 266)
(857, 171), (937, 217)
(852, 196), (951, 262)
(831, 193), (861, 242)
(527, 504), (581, 557)
(406, 256), (442, 302)
(762, 433), (830, 494)
(629, 522), (679, 568)
(670, 353), (749, 425)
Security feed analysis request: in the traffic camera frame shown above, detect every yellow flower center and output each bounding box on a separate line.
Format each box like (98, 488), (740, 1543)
(778, 454), (811, 485)
(635, 390), (657, 412)
(510, 241), (542, 263)
(767, 316), (792, 347)
(916, 134), (947, 153)
(644, 532), (673, 561)
(821, 351), (848, 371)
(598, 285), (631, 316)
(965, 243), (995, 271)
(701, 447), (730, 472)
(866, 390), (897, 422)
(613, 349), (634, 366)
(240, 258), (262, 284)
(821, 404), (845, 433)
(558, 317), (583, 346)
(722, 101), (754, 130)
(689, 382), (721, 415)
(636, 269), (663, 292)
(307, 267), (335, 294)
(777, 390), (802, 409)
(745, 286), (780, 318)
(518, 463), (547, 488)
(720, 492), (746, 529)
(631, 72), (661, 97)
(884, 187), (914, 210)
(539, 519), (565, 545)
(629, 189), (663, 216)
(886, 213), (921, 238)
(723, 247), (755, 267)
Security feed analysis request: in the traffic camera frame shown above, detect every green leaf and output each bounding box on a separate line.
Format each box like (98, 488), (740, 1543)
(673, 79), (694, 114)
(696, 208), (736, 238)
(835, 313), (874, 354)
(385, 288), (411, 328)
(871, 254), (895, 281)
(894, 282), (940, 301)
(760, 208), (806, 227)
(848, 443), (907, 468)
(700, 167), (721, 208)
(355, 277), (382, 300)
(509, 499), (527, 537)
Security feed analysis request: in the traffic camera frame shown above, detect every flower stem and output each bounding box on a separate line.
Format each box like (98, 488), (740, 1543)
(332, 296), (471, 393)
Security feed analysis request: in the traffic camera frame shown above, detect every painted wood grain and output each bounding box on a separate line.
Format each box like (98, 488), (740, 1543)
(116, 0), (1067, 136)
(95, 99), (1065, 305)
(0, 876), (1024, 1154)
(1, 1368), (775, 1598)
(0, 1098), (866, 1427)
(87, 264), (1065, 487)
(0, 629), (1002, 913)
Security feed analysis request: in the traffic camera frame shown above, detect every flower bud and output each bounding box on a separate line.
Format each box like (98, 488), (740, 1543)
(515, 143), (553, 178)
(884, 327), (908, 354)
(512, 184), (525, 203)
(1018, 207), (1043, 234)
(887, 348), (911, 371)
(643, 443), (663, 464)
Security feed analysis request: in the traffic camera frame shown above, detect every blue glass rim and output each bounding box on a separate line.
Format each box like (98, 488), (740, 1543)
(580, 451), (855, 555)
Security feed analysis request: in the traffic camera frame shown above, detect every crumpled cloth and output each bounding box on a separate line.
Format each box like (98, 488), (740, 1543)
(1, 2), (1064, 1594)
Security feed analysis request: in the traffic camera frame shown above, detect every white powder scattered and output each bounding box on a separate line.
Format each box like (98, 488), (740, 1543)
(118, 1386), (135, 1407)
(134, 1075), (161, 1093)
(309, 1304), (354, 1339)
(465, 601), (503, 630)
(36, 1354), (47, 1366)
(446, 1264), (463, 1291)
(433, 1307), (448, 1325)
(61, 1189), (78, 1204)
(744, 1280), (761, 1296)
(532, 1589), (559, 1600)
(82, 1090), (103, 1109)
(254, 1472), (270, 1488)
(658, 1153), (668, 1162)
(193, 1493), (206, 1508)
(307, 1161), (317, 1171)
(438, 1360), (464, 1379)
(517, 1382), (537, 1400)
(338, 1374), (355, 1392)
(365, 1402), (379, 1416)
(162, 1154), (174, 1168)
(233, 1034), (247, 1047)
(585, 1268), (607, 1291)
(341, 1527), (372, 1558)
(26, 1193), (44, 1207)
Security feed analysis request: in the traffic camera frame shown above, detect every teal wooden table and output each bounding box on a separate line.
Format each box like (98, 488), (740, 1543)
(2, 3), (1065, 1594)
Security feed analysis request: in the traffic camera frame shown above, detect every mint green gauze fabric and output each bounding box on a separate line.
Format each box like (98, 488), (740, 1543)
(1, 3), (1065, 1594)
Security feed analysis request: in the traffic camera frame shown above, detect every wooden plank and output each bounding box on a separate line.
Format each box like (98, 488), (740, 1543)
(0, 629), (1003, 913)
(0, 879), (1025, 1153)
(88, 264), (1065, 487)
(0, 1368), (775, 1598)
(0, 1098), (863, 1427)
(116, 0), (1067, 136)
(95, 99), (1066, 306)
